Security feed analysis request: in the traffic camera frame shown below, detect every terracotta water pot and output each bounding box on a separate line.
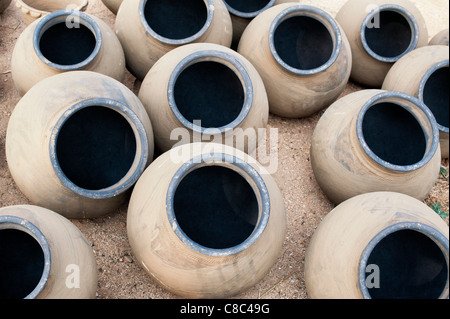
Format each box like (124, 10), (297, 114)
(138, 43), (269, 154)
(335, 0), (428, 88)
(6, 71), (154, 219)
(12, 9), (125, 96)
(15, 0), (88, 25)
(0, 0), (11, 13)
(310, 89), (441, 205)
(382, 45), (449, 158)
(114, 0), (232, 80)
(237, 3), (352, 118)
(127, 143), (286, 299)
(100, 0), (122, 14)
(305, 191), (449, 299)
(429, 29), (449, 46)
(0, 205), (97, 299)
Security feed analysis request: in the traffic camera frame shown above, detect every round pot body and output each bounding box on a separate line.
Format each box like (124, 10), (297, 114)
(305, 191), (449, 299)
(237, 3), (352, 118)
(100, 0), (122, 14)
(310, 89), (441, 205)
(336, 0), (428, 88)
(127, 142), (286, 298)
(0, 205), (97, 299)
(15, 0), (88, 25)
(12, 9), (125, 96)
(382, 45), (449, 158)
(138, 43), (268, 154)
(114, 0), (232, 80)
(0, 0), (12, 13)
(6, 71), (154, 219)
(429, 29), (449, 46)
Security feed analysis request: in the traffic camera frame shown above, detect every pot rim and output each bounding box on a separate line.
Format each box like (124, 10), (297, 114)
(356, 91), (440, 172)
(49, 97), (150, 200)
(358, 221), (449, 299)
(138, 0), (215, 45)
(417, 59), (449, 134)
(268, 4), (343, 76)
(33, 9), (102, 71)
(167, 49), (254, 134)
(0, 214), (52, 299)
(223, 0), (277, 19)
(17, 0), (89, 15)
(165, 152), (270, 257)
(360, 4), (420, 63)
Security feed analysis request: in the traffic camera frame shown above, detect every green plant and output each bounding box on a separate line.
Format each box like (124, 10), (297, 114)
(430, 201), (449, 220)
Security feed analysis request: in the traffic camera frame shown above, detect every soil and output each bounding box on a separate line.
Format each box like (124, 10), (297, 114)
(0, 0), (448, 300)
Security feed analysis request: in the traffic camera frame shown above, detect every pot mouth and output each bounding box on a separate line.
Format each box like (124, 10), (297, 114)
(168, 49), (253, 134)
(356, 91), (439, 172)
(33, 9), (102, 71)
(49, 98), (149, 200)
(360, 4), (419, 63)
(418, 60), (449, 134)
(359, 222), (449, 299)
(18, 0), (88, 14)
(166, 153), (270, 257)
(139, 0), (214, 45)
(0, 215), (51, 299)
(268, 4), (342, 75)
(223, 0), (276, 18)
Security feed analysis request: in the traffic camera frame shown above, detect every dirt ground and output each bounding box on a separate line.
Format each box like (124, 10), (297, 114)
(0, 0), (448, 299)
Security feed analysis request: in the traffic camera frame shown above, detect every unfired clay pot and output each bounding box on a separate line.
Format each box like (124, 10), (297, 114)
(114, 0), (232, 80)
(6, 71), (154, 219)
(100, 0), (122, 14)
(15, 0), (88, 25)
(0, 0), (11, 13)
(138, 43), (269, 154)
(12, 9), (125, 96)
(310, 89), (441, 204)
(305, 191), (449, 299)
(429, 29), (449, 46)
(382, 45), (449, 158)
(237, 3), (352, 118)
(336, 0), (428, 87)
(0, 205), (97, 299)
(127, 143), (286, 299)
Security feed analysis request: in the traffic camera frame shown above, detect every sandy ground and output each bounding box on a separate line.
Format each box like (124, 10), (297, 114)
(0, 0), (448, 299)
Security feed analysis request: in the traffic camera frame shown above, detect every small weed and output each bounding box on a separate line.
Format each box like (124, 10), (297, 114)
(430, 201), (449, 220)
(440, 166), (448, 180)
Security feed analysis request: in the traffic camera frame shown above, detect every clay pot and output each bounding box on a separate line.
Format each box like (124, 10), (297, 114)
(310, 89), (441, 205)
(6, 71), (154, 219)
(0, 205), (97, 299)
(237, 3), (352, 118)
(127, 143), (286, 299)
(336, 0), (428, 88)
(305, 191), (449, 299)
(12, 9), (125, 96)
(0, 0), (11, 13)
(138, 43), (268, 154)
(100, 0), (122, 14)
(382, 45), (449, 158)
(222, 0), (292, 48)
(15, 0), (88, 25)
(429, 29), (449, 46)
(114, 0), (232, 80)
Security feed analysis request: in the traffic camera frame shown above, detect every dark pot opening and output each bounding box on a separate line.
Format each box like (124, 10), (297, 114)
(361, 102), (426, 166)
(143, 0), (208, 40)
(224, 0), (272, 14)
(0, 229), (45, 299)
(363, 9), (414, 59)
(173, 165), (259, 250)
(422, 66), (449, 130)
(365, 229), (448, 299)
(56, 106), (137, 191)
(173, 61), (245, 128)
(273, 15), (334, 71)
(38, 18), (97, 66)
